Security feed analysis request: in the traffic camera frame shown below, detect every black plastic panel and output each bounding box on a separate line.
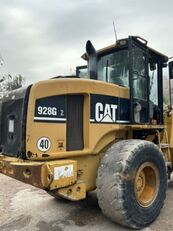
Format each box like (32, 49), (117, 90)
(0, 87), (31, 158)
(66, 95), (84, 151)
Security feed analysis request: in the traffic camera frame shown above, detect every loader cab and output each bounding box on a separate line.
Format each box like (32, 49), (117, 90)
(127, 36), (167, 125)
(78, 36), (168, 125)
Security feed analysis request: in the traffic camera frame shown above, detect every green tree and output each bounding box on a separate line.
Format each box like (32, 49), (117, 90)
(0, 74), (25, 98)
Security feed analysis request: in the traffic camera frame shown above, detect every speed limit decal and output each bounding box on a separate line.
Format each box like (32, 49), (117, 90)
(37, 137), (51, 152)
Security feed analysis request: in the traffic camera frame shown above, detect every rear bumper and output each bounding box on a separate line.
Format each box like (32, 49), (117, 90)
(0, 154), (78, 190)
(0, 154), (87, 200)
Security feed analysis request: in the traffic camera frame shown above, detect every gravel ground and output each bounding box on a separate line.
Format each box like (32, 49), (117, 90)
(0, 174), (173, 231)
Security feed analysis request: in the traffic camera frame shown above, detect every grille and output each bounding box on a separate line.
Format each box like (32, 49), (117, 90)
(66, 95), (84, 151)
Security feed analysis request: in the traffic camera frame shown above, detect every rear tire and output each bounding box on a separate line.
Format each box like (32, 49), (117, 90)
(96, 140), (167, 229)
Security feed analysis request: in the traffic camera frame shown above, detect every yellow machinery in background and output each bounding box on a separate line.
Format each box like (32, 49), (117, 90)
(0, 36), (173, 229)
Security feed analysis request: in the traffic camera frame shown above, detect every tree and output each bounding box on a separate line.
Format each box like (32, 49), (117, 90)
(0, 74), (25, 98)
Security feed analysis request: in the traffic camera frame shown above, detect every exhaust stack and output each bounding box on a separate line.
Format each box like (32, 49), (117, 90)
(86, 40), (97, 80)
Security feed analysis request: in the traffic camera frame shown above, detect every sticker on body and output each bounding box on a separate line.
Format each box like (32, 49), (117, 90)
(54, 164), (74, 180)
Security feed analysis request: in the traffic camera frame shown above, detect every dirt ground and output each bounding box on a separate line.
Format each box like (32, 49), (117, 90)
(0, 174), (173, 231)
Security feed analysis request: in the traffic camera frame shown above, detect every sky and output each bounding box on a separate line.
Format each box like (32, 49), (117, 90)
(0, 0), (173, 85)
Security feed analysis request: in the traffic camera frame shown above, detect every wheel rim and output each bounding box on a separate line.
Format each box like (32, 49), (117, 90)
(134, 162), (159, 207)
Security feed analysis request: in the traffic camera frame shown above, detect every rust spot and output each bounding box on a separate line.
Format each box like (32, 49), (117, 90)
(26, 151), (33, 158)
(3, 166), (7, 174)
(7, 167), (14, 175)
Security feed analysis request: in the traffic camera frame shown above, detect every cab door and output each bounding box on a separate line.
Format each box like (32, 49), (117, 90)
(129, 37), (149, 124)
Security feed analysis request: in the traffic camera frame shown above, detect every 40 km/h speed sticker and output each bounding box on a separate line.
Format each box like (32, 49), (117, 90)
(37, 137), (51, 152)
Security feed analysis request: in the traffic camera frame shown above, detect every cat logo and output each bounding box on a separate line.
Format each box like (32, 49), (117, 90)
(95, 102), (118, 123)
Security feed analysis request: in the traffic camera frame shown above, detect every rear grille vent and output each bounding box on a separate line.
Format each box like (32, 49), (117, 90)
(66, 95), (84, 151)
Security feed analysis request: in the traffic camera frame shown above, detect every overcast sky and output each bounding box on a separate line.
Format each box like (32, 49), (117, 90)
(0, 0), (173, 85)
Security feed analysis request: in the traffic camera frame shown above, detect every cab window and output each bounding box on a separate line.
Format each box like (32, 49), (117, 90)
(97, 49), (129, 87)
(132, 46), (147, 100)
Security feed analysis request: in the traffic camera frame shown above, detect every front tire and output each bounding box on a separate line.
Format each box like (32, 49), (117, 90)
(96, 140), (167, 229)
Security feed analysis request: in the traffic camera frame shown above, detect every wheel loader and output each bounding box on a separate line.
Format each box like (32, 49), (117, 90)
(0, 35), (173, 229)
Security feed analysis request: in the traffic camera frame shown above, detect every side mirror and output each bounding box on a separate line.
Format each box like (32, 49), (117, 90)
(169, 61), (173, 79)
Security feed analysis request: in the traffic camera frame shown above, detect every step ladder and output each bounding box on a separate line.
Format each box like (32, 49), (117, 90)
(156, 129), (171, 165)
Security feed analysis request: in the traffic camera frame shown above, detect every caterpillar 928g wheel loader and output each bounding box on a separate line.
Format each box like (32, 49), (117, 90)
(0, 35), (173, 229)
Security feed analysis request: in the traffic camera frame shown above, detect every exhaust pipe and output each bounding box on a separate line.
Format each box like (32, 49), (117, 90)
(86, 40), (97, 80)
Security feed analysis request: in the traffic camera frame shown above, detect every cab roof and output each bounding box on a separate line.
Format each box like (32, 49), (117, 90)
(82, 36), (168, 63)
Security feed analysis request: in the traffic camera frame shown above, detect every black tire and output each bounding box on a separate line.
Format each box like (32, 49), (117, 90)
(96, 140), (167, 229)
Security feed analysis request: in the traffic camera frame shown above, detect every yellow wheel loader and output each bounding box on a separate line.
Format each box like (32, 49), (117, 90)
(0, 36), (173, 229)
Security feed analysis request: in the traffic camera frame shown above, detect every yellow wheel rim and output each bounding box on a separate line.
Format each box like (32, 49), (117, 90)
(135, 162), (159, 207)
